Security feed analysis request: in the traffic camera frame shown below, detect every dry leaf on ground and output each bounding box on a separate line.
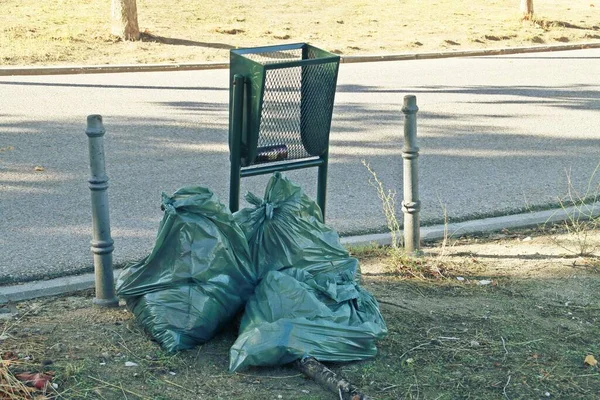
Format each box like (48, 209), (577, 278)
(15, 372), (54, 390)
(584, 354), (598, 367)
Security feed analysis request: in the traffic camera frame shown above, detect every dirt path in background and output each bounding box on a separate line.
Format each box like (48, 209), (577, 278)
(1, 0), (599, 66)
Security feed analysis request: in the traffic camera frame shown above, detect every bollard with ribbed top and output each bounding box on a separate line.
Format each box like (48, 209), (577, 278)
(401, 96), (421, 254)
(86, 115), (119, 307)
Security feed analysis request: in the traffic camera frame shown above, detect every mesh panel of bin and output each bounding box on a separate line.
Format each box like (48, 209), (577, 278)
(255, 60), (338, 163)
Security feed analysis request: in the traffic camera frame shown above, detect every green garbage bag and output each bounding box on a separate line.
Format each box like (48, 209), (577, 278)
(229, 173), (387, 371)
(116, 187), (256, 352)
(234, 172), (355, 278)
(229, 267), (387, 372)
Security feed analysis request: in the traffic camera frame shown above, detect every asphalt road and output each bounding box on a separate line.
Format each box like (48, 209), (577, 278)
(1, 49), (599, 284)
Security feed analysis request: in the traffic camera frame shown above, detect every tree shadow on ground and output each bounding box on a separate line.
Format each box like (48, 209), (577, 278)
(337, 83), (600, 111)
(531, 19), (600, 31)
(2, 75), (600, 283)
(0, 81), (225, 91)
(140, 32), (236, 50)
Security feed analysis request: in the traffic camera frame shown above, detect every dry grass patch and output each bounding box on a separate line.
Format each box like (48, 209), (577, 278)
(1, 0), (599, 66)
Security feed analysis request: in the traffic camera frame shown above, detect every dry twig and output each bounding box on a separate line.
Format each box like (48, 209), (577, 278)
(503, 374), (511, 400)
(295, 356), (371, 400)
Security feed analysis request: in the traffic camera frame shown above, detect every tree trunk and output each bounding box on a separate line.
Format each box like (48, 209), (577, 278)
(520, 0), (534, 19)
(111, 0), (140, 40)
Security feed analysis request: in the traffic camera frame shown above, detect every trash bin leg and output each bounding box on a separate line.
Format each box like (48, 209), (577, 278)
(317, 153), (328, 222)
(229, 74), (244, 213)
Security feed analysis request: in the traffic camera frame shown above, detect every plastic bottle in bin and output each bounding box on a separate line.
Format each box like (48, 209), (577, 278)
(255, 144), (288, 163)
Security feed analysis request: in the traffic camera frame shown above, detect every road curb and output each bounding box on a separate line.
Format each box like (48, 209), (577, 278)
(342, 201), (600, 247)
(0, 272), (122, 305)
(1, 42), (599, 76)
(2, 202), (598, 304)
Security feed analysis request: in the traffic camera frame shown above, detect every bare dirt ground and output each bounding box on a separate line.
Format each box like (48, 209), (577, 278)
(2, 1), (599, 398)
(1, 0), (599, 66)
(1, 225), (599, 399)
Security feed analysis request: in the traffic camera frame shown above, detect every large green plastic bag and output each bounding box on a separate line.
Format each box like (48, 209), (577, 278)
(116, 187), (256, 352)
(229, 267), (387, 372)
(229, 173), (387, 371)
(234, 172), (356, 278)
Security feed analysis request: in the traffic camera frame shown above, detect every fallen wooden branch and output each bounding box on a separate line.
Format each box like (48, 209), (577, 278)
(294, 356), (372, 400)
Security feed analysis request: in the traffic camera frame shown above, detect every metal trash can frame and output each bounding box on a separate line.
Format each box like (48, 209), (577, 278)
(229, 43), (340, 220)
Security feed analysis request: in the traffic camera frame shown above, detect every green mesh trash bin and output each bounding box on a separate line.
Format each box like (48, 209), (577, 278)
(229, 43), (340, 220)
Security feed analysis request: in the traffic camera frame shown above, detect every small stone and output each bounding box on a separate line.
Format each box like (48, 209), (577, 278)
(125, 361), (138, 367)
(52, 383), (59, 389)
(523, 236), (532, 242)
(456, 277), (465, 281)
(169, 371), (176, 376)
(478, 280), (492, 286)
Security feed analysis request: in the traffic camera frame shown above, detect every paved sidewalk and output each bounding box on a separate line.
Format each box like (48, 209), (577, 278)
(2, 202), (599, 304)
(1, 48), (599, 285)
